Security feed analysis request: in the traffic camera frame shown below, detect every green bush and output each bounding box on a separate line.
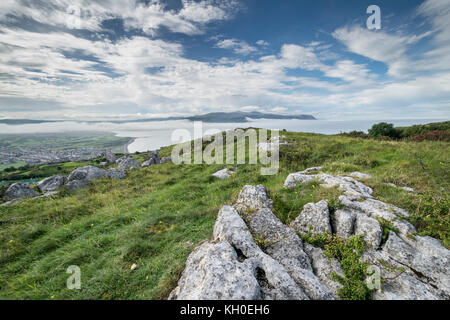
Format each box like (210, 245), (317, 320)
(368, 123), (399, 139)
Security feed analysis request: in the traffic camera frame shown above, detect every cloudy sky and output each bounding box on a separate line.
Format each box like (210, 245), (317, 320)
(0, 0), (449, 120)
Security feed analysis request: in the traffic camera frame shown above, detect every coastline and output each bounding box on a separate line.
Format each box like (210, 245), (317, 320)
(123, 138), (136, 154)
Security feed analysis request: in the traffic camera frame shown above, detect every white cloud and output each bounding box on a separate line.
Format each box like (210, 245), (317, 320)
(256, 40), (269, 46)
(0, 0), (239, 35)
(216, 38), (258, 55)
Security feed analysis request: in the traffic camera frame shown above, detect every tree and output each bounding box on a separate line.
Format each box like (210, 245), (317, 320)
(368, 122), (399, 139)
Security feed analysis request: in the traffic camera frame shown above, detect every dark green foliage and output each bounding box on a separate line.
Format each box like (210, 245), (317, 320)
(300, 233), (373, 300)
(368, 123), (399, 139)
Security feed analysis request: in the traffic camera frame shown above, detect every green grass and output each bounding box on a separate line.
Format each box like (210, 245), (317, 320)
(0, 130), (448, 299)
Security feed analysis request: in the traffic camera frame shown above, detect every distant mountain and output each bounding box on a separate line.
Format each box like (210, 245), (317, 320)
(188, 111), (316, 123)
(0, 112), (315, 125)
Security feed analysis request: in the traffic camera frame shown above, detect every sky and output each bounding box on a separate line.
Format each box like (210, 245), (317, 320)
(0, 0), (449, 120)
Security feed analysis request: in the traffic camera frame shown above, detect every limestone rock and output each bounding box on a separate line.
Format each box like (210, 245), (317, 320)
(303, 243), (344, 297)
(36, 175), (67, 192)
(212, 168), (234, 180)
(160, 157), (172, 164)
(107, 168), (127, 179)
(4, 183), (39, 200)
(234, 185), (273, 213)
(213, 206), (309, 300)
(66, 179), (90, 191)
(339, 196), (415, 235)
(383, 232), (450, 296)
(142, 151), (161, 167)
(168, 241), (261, 300)
(245, 207), (335, 300)
(354, 215), (382, 249)
(117, 157), (140, 171)
(283, 173), (316, 188)
(317, 174), (373, 199)
(68, 165), (108, 182)
(291, 200), (332, 237)
(349, 172), (372, 180)
(301, 167), (322, 174)
(362, 250), (444, 300)
(104, 150), (116, 164)
(332, 209), (356, 240)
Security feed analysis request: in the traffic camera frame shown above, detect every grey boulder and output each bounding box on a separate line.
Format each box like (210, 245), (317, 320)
(104, 150), (116, 164)
(66, 179), (90, 191)
(291, 200), (332, 237)
(118, 157), (140, 171)
(36, 175), (67, 192)
(234, 185), (274, 213)
(68, 165), (109, 182)
(107, 168), (127, 179)
(4, 183), (39, 200)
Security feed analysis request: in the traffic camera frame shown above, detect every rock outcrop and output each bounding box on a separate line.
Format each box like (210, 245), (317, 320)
(118, 157), (140, 171)
(291, 200), (332, 237)
(142, 151), (161, 167)
(171, 170), (450, 300)
(212, 168), (235, 180)
(4, 183), (39, 200)
(104, 150), (116, 164)
(36, 175), (67, 192)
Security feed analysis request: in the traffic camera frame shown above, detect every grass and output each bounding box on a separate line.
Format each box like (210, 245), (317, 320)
(0, 130), (448, 299)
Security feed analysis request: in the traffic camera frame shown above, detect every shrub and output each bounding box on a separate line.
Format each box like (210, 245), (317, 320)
(368, 123), (399, 139)
(340, 131), (369, 139)
(410, 130), (450, 142)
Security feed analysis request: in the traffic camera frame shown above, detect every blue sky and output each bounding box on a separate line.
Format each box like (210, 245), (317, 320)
(0, 0), (449, 120)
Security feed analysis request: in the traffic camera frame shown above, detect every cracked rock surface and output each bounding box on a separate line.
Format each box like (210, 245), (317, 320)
(170, 169), (449, 300)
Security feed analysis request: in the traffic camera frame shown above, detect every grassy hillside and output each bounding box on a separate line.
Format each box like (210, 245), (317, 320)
(0, 131), (448, 300)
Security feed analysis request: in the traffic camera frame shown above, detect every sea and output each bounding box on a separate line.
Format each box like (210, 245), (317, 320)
(0, 118), (446, 153)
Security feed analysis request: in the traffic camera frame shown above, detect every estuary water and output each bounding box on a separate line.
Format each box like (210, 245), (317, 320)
(0, 118), (445, 153)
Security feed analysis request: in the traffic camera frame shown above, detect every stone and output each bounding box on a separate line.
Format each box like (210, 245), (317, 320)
(68, 165), (109, 182)
(349, 172), (372, 180)
(142, 151), (161, 167)
(361, 250), (444, 300)
(283, 173), (316, 188)
(117, 157), (140, 171)
(291, 200), (332, 237)
(383, 232), (450, 296)
(332, 209), (356, 240)
(354, 215), (382, 249)
(105, 150), (116, 164)
(245, 207), (335, 300)
(212, 206), (309, 300)
(4, 183), (39, 200)
(401, 186), (415, 192)
(66, 179), (90, 191)
(317, 174), (373, 199)
(115, 155), (127, 164)
(339, 196), (415, 235)
(234, 185), (273, 213)
(168, 241), (261, 300)
(301, 167), (322, 174)
(303, 243), (344, 297)
(160, 157), (172, 164)
(107, 168), (127, 179)
(212, 168), (233, 179)
(36, 175), (67, 192)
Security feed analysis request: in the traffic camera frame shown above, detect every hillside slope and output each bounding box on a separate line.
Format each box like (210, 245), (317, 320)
(0, 131), (448, 299)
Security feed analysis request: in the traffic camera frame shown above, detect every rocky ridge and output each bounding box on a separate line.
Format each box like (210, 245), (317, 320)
(170, 169), (449, 300)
